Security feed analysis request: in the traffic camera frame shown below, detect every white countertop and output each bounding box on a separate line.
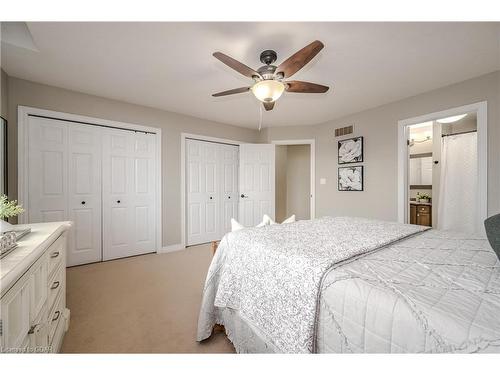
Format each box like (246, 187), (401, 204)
(1, 222), (72, 296)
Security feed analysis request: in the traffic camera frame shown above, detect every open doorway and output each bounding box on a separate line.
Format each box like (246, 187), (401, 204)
(273, 140), (315, 222)
(398, 102), (487, 234)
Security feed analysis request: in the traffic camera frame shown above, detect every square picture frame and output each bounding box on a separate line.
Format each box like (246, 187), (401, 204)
(338, 136), (363, 164)
(338, 166), (364, 191)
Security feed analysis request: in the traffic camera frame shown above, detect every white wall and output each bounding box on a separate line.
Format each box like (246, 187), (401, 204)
(286, 145), (311, 221)
(261, 71), (500, 221)
(275, 145), (288, 223)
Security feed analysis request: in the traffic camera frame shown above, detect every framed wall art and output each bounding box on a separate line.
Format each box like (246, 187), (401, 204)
(338, 136), (363, 164)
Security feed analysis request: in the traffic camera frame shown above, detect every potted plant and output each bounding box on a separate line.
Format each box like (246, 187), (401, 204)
(417, 192), (431, 204)
(0, 194), (24, 234)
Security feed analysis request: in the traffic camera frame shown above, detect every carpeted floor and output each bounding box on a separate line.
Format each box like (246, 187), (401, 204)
(61, 244), (235, 353)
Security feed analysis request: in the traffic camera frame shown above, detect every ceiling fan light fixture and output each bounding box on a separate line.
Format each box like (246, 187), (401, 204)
(251, 80), (285, 103)
(436, 114), (467, 123)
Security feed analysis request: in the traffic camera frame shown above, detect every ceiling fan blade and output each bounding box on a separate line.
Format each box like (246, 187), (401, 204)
(285, 81), (329, 93)
(263, 102), (275, 111)
(276, 40), (324, 79)
(212, 87), (251, 97)
(213, 52), (261, 79)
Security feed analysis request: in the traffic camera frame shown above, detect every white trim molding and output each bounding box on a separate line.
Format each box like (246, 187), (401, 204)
(180, 132), (243, 249)
(159, 243), (185, 254)
(271, 139), (316, 220)
(17, 105), (163, 252)
(397, 101), (487, 232)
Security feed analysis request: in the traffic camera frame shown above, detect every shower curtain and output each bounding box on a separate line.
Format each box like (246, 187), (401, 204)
(438, 132), (478, 233)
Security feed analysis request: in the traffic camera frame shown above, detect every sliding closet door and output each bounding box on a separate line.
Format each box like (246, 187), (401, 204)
(67, 124), (102, 265)
(102, 129), (156, 260)
(186, 139), (221, 245)
(27, 117), (102, 266)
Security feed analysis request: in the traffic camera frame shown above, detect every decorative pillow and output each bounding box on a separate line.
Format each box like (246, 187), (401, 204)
(484, 214), (500, 260)
(264, 214), (296, 225)
(281, 214), (296, 224)
(230, 217), (268, 232)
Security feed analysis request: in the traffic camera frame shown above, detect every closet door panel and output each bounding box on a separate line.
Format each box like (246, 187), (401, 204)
(102, 130), (157, 260)
(102, 129), (134, 260)
(131, 133), (156, 252)
(220, 144), (239, 236)
(186, 140), (221, 245)
(186, 140), (204, 245)
(67, 124), (102, 266)
(28, 117), (68, 224)
(204, 142), (219, 239)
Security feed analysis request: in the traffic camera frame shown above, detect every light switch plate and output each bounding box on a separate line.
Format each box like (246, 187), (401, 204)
(320, 178), (327, 185)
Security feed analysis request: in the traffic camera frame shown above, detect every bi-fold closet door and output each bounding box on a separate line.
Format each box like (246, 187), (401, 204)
(27, 116), (157, 266)
(186, 139), (238, 245)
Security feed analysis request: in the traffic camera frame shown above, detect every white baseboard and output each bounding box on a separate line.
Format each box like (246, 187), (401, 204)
(158, 243), (185, 254)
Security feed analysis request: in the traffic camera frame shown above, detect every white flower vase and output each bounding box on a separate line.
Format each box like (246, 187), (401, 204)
(0, 219), (15, 234)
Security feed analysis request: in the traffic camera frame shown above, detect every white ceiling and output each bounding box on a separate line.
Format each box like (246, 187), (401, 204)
(2, 22), (499, 128)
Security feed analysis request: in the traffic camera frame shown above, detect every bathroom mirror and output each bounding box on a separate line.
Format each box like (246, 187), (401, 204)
(409, 154), (432, 188)
(0, 116), (6, 195)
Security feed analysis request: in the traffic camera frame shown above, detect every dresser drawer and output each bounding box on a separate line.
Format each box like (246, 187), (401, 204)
(47, 235), (65, 277)
(47, 263), (64, 314)
(48, 293), (64, 345)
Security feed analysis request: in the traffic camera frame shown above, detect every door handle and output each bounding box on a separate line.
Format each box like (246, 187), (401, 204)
(117, 200), (121, 204)
(209, 196), (213, 200)
(240, 194), (248, 198)
(81, 201), (86, 205)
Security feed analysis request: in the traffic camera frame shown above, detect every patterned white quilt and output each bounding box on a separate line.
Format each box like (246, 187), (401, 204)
(197, 217), (428, 353)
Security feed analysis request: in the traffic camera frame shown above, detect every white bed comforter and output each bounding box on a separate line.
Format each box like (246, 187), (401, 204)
(317, 229), (500, 353)
(197, 217), (428, 353)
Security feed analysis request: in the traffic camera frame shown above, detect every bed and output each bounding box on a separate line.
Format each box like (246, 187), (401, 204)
(197, 217), (500, 353)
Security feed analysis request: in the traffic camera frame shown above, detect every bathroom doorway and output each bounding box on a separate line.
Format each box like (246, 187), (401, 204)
(398, 102), (487, 233)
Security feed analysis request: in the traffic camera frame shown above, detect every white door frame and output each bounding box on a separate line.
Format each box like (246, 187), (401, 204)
(271, 139), (316, 220)
(180, 132), (242, 249)
(17, 105), (163, 253)
(397, 101), (487, 229)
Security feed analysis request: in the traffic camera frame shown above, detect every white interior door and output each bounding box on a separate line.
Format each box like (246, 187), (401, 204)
(67, 124), (102, 265)
(102, 129), (156, 260)
(186, 139), (221, 245)
(238, 144), (275, 227)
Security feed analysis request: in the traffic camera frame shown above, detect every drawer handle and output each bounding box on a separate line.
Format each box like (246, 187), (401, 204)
(51, 281), (60, 290)
(28, 323), (41, 335)
(52, 310), (61, 322)
(50, 251), (60, 258)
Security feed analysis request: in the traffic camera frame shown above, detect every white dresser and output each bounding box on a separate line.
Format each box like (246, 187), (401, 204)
(1, 222), (71, 353)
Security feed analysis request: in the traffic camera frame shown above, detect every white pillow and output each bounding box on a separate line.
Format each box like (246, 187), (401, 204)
(230, 217), (268, 232)
(264, 214), (296, 225)
(263, 214), (276, 225)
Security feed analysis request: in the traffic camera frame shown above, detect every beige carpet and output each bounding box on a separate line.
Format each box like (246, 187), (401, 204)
(61, 244), (235, 353)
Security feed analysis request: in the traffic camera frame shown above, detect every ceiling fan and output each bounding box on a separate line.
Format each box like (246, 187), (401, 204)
(212, 40), (329, 111)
